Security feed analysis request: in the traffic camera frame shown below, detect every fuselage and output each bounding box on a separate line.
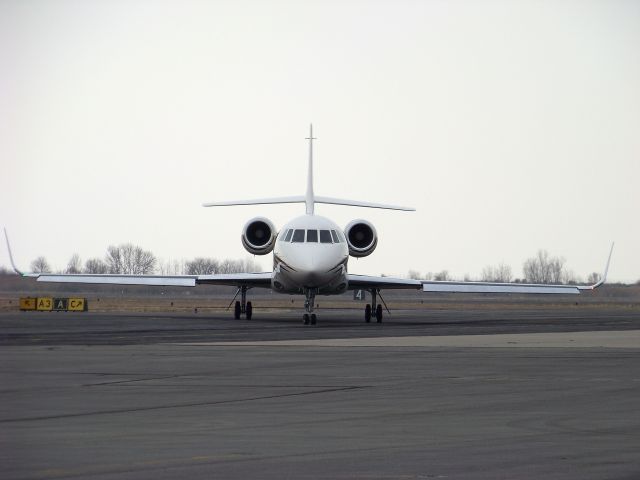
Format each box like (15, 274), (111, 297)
(272, 214), (349, 295)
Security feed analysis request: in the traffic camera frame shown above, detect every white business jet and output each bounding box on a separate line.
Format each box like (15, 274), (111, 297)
(4, 126), (613, 325)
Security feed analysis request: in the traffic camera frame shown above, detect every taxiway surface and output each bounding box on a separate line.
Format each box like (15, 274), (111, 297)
(1, 309), (639, 479)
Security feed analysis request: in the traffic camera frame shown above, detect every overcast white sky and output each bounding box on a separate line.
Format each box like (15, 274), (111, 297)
(1, 0), (638, 282)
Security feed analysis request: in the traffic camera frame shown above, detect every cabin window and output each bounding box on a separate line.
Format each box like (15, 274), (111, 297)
(319, 230), (332, 243)
(306, 229), (318, 242)
(337, 230), (346, 243)
(292, 229), (305, 242)
(330, 230), (340, 243)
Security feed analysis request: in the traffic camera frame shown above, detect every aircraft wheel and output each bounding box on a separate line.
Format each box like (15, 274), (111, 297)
(310, 314), (317, 325)
(364, 304), (371, 323)
(375, 304), (383, 323)
(303, 314), (310, 325)
(234, 301), (241, 320)
(246, 301), (253, 320)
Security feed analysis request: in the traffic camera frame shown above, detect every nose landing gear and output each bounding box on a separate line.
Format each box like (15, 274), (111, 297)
(303, 289), (318, 326)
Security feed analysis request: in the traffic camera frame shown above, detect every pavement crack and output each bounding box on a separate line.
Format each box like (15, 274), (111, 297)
(82, 374), (181, 387)
(0, 386), (366, 424)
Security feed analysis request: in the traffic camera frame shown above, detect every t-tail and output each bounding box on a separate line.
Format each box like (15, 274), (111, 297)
(305, 124), (316, 215)
(202, 125), (415, 213)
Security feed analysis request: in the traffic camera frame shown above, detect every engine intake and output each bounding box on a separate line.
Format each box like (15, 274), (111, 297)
(241, 217), (276, 255)
(345, 219), (377, 258)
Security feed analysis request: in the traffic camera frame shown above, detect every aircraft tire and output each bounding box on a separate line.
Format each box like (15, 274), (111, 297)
(246, 301), (253, 320)
(364, 304), (371, 323)
(375, 304), (383, 323)
(310, 314), (317, 325)
(234, 301), (241, 320)
(303, 314), (310, 325)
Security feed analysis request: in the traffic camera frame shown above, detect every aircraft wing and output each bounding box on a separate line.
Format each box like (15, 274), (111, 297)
(33, 274), (198, 286)
(195, 272), (272, 287)
(347, 274), (422, 290)
(348, 275), (596, 294)
(28, 272), (273, 288)
(420, 280), (582, 294)
(4, 227), (273, 288)
(350, 243), (614, 294)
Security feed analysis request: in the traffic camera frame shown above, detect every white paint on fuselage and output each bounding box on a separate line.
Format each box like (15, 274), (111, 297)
(272, 214), (349, 294)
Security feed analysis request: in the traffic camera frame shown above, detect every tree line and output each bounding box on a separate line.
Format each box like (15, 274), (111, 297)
(408, 249), (603, 285)
(22, 243), (261, 275)
(0, 247), (634, 285)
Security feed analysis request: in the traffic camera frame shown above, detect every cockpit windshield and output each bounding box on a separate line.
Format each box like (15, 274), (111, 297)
(284, 228), (342, 244)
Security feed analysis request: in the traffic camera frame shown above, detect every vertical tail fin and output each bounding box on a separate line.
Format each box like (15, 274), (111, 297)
(305, 124), (316, 215)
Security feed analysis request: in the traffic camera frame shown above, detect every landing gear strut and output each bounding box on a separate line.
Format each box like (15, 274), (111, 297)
(365, 289), (384, 323)
(230, 285), (252, 320)
(303, 288), (317, 326)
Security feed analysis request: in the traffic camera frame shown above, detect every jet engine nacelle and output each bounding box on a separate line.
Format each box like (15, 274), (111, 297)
(241, 217), (277, 255)
(345, 219), (378, 258)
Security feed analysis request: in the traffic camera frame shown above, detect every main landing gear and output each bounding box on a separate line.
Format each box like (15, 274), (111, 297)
(303, 288), (317, 326)
(364, 289), (385, 323)
(230, 285), (253, 320)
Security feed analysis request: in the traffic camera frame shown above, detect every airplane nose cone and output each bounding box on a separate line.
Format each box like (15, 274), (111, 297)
(288, 250), (342, 287)
(295, 252), (338, 273)
(295, 254), (319, 273)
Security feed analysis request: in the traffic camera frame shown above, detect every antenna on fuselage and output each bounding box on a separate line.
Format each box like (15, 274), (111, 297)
(305, 124), (316, 215)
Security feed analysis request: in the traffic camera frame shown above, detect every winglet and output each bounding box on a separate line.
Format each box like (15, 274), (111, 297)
(3, 228), (24, 276)
(599, 242), (615, 286)
(580, 242), (614, 290)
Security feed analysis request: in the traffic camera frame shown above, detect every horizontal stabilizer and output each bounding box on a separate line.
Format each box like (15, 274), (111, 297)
(203, 196), (414, 211)
(314, 196), (415, 211)
(203, 196), (306, 207)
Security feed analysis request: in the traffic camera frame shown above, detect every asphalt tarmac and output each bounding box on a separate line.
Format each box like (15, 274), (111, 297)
(1, 308), (640, 479)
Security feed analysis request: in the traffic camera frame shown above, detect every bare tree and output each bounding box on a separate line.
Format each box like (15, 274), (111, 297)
(217, 259), (238, 274)
(523, 250), (549, 283)
(84, 258), (109, 274)
(106, 244), (156, 274)
(433, 270), (450, 281)
(481, 263), (513, 283)
(587, 272), (600, 284)
(65, 253), (82, 274)
(30, 256), (51, 273)
(549, 256), (566, 284)
(242, 258), (261, 272)
(563, 269), (579, 284)
(406, 271), (435, 280)
(217, 258), (261, 274)
(158, 259), (186, 275)
(481, 266), (494, 282)
(0, 265), (14, 275)
(408, 270), (423, 280)
(185, 257), (219, 275)
(523, 250), (569, 284)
